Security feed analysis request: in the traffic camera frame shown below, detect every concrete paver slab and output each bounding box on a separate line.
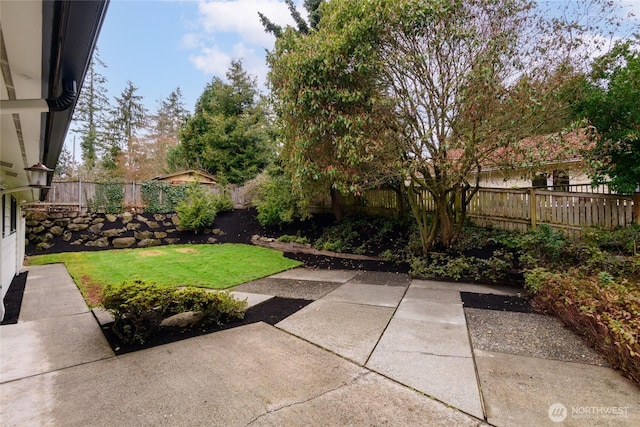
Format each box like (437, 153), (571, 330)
(270, 268), (358, 283)
(234, 277), (342, 300)
(230, 291), (273, 308)
(253, 370), (487, 426)
(92, 307), (114, 326)
(474, 349), (640, 427)
(374, 317), (473, 358)
(0, 312), (113, 382)
(1, 323), (483, 426)
(367, 348), (484, 419)
(277, 299), (395, 364)
(322, 283), (406, 307)
(395, 298), (466, 324)
(349, 271), (411, 287)
(465, 308), (608, 366)
(20, 264), (89, 321)
(411, 279), (520, 296)
(404, 286), (462, 304)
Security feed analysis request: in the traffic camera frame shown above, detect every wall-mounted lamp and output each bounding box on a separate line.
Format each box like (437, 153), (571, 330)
(25, 162), (53, 188)
(0, 163), (53, 196)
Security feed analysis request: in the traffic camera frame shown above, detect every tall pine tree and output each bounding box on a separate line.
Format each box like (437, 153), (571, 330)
(103, 81), (148, 179)
(146, 88), (189, 176)
(72, 47), (110, 170)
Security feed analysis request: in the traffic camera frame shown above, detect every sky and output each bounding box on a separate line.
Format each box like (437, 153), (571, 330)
(92, 0), (299, 115)
(65, 0), (639, 156)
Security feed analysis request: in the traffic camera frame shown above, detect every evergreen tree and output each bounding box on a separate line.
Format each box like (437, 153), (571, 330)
(103, 81), (148, 179)
(54, 145), (75, 179)
(177, 60), (275, 184)
(147, 88), (189, 176)
(258, 0), (323, 38)
(71, 47), (109, 170)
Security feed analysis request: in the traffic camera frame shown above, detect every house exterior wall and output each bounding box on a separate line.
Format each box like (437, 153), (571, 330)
(478, 169), (592, 189)
(1, 196), (24, 320)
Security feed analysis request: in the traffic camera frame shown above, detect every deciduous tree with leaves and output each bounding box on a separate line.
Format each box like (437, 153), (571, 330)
(572, 38), (640, 194)
(269, 0), (622, 252)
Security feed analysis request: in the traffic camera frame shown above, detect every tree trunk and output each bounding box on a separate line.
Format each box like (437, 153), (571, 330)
(330, 186), (343, 222)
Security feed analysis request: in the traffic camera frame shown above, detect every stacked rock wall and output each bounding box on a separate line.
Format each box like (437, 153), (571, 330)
(25, 211), (220, 254)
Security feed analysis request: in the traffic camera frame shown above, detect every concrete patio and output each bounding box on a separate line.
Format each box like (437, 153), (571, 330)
(1, 264), (638, 426)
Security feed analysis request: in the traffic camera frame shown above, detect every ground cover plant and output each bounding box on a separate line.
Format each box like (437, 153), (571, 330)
(27, 244), (301, 306)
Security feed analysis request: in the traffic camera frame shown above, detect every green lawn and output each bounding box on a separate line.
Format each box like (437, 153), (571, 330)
(28, 244), (301, 306)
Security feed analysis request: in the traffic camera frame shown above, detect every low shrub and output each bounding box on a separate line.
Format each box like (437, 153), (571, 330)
(277, 234), (309, 244)
(314, 216), (412, 257)
(518, 224), (571, 269)
(524, 268), (640, 384)
(101, 280), (247, 344)
(176, 183), (218, 232)
(253, 172), (305, 227)
(211, 184), (234, 213)
(101, 280), (174, 344)
(409, 250), (514, 283)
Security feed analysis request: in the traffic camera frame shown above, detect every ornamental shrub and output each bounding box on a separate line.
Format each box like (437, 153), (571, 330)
(252, 171), (305, 226)
(101, 280), (247, 344)
(525, 268), (640, 384)
(176, 183), (218, 232)
(101, 280), (174, 344)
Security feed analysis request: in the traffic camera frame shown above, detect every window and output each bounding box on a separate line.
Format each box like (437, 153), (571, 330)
(2, 195), (5, 237)
(2, 195), (18, 237)
(532, 173), (548, 189)
(552, 170), (570, 191)
(11, 195), (17, 232)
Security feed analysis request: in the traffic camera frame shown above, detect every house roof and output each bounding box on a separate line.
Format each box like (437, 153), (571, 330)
(445, 128), (595, 174)
(1, 0), (109, 201)
(153, 170), (217, 183)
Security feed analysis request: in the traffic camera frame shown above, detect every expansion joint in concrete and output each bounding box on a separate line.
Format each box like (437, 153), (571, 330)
(244, 371), (372, 426)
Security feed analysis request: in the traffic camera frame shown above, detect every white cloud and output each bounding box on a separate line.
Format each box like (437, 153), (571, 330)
(185, 0), (301, 89)
(189, 45), (232, 76)
(197, 0), (296, 46)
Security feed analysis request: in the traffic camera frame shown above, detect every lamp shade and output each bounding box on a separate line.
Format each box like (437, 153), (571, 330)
(25, 163), (53, 187)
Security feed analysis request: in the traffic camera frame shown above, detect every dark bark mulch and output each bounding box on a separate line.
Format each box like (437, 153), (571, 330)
(101, 297), (313, 355)
(1, 271), (27, 325)
(460, 291), (533, 313)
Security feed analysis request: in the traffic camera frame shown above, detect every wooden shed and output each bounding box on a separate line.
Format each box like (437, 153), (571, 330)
(153, 170), (217, 186)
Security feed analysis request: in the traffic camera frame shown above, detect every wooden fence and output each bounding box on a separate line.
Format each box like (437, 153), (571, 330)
(468, 188), (637, 235)
(40, 180), (638, 234)
(42, 181), (248, 210)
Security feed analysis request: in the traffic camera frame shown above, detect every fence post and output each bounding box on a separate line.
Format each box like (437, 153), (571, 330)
(529, 187), (537, 229)
(634, 190), (640, 225)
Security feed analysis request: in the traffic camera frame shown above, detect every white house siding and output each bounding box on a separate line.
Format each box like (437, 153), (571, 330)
(477, 170), (592, 189)
(1, 197), (22, 320)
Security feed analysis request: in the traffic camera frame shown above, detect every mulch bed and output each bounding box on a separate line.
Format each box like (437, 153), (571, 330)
(460, 291), (533, 313)
(1, 271), (27, 325)
(102, 297), (313, 355)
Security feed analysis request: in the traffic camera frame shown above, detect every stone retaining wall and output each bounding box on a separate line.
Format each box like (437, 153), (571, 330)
(25, 211), (221, 253)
